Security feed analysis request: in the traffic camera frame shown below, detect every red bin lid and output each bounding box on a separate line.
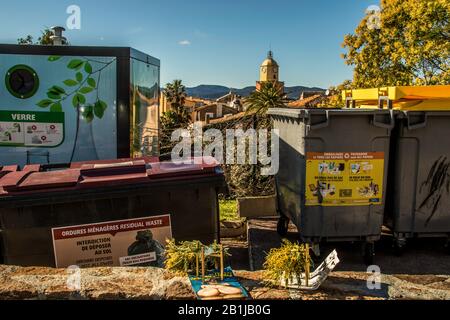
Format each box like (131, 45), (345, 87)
(0, 157), (222, 196)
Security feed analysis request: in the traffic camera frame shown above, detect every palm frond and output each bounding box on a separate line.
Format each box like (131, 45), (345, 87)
(245, 82), (288, 115)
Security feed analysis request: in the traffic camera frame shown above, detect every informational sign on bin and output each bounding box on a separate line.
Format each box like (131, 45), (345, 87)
(0, 110), (64, 147)
(52, 215), (172, 268)
(305, 152), (384, 206)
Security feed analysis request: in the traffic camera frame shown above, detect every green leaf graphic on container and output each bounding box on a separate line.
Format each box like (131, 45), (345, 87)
(76, 72), (83, 83)
(82, 105), (94, 123)
(37, 56), (116, 123)
(50, 102), (63, 113)
(94, 100), (107, 119)
(79, 86), (94, 94)
(67, 59), (84, 70)
(63, 79), (78, 87)
(72, 93), (86, 107)
(48, 56), (62, 62)
(84, 62), (93, 74)
(37, 99), (53, 108)
(87, 78), (96, 88)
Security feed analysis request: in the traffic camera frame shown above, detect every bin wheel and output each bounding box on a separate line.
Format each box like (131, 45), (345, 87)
(363, 242), (375, 266)
(445, 240), (450, 255)
(277, 215), (289, 237)
(394, 240), (406, 257)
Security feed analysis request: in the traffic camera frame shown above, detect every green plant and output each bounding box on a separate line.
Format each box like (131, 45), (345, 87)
(164, 239), (230, 275)
(37, 56), (116, 123)
(263, 239), (313, 288)
(219, 200), (239, 222)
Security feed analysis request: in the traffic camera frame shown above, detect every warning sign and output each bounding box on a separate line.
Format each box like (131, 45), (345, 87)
(52, 215), (172, 268)
(305, 152), (385, 206)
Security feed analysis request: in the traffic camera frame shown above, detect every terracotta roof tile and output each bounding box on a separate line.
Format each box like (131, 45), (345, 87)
(287, 94), (325, 108)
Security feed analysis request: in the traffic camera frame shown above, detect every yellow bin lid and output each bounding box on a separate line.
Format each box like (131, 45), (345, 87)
(343, 85), (450, 111)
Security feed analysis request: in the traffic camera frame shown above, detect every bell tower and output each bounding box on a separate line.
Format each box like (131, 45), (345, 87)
(260, 51), (279, 82)
(256, 51), (284, 93)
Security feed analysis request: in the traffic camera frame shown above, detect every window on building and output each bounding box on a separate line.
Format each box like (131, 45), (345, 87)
(205, 112), (215, 121)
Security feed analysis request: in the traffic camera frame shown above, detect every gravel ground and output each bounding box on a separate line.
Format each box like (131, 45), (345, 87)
(223, 217), (450, 300)
(0, 217), (448, 300)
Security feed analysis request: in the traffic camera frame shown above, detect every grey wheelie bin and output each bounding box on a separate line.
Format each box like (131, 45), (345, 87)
(389, 110), (450, 253)
(0, 157), (225, 267)
(268, 107), (394, 264)
(344, 85), (450, 254)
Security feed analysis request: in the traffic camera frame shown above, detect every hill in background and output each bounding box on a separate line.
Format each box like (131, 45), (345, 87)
(185, 84), (325, 100)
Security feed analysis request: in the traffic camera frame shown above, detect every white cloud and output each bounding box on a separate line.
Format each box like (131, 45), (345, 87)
(178, 40), (191, 46)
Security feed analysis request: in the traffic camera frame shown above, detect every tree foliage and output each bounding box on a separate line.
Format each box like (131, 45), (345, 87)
(160, 80), (191, 155)
(319, 79), (353, 108)
(206, 114), (275, 199)
(245, 82), (288, 115)
(163, 79), (187, 112)
(342, 0), (449, 87)
(17, 35), (34, 45)
(18, 28), (68, 45)
(160, 109), (191, 131)
(161, 79), (191, 129)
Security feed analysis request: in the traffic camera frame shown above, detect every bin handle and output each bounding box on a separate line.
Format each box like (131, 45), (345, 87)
(406, 112), (428, 130)
(80, 160), (147, 177)
(372, 110), (395, 129)
(306, 110), (330, 130)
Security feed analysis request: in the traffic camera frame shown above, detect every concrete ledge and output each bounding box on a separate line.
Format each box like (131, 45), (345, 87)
(0, 265), (194, 300)
(2, 265), (447, 300)
(221, 220), (247, 238)
(238, 196), (277, 219)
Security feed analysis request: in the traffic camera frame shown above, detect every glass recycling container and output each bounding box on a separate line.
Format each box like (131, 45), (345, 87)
(0, 44), (160, 167)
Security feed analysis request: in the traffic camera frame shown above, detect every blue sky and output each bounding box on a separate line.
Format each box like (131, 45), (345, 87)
(0, 0), (378, 89)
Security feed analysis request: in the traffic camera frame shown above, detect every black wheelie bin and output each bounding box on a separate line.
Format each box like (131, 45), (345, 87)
(0, 157), (225, 267)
